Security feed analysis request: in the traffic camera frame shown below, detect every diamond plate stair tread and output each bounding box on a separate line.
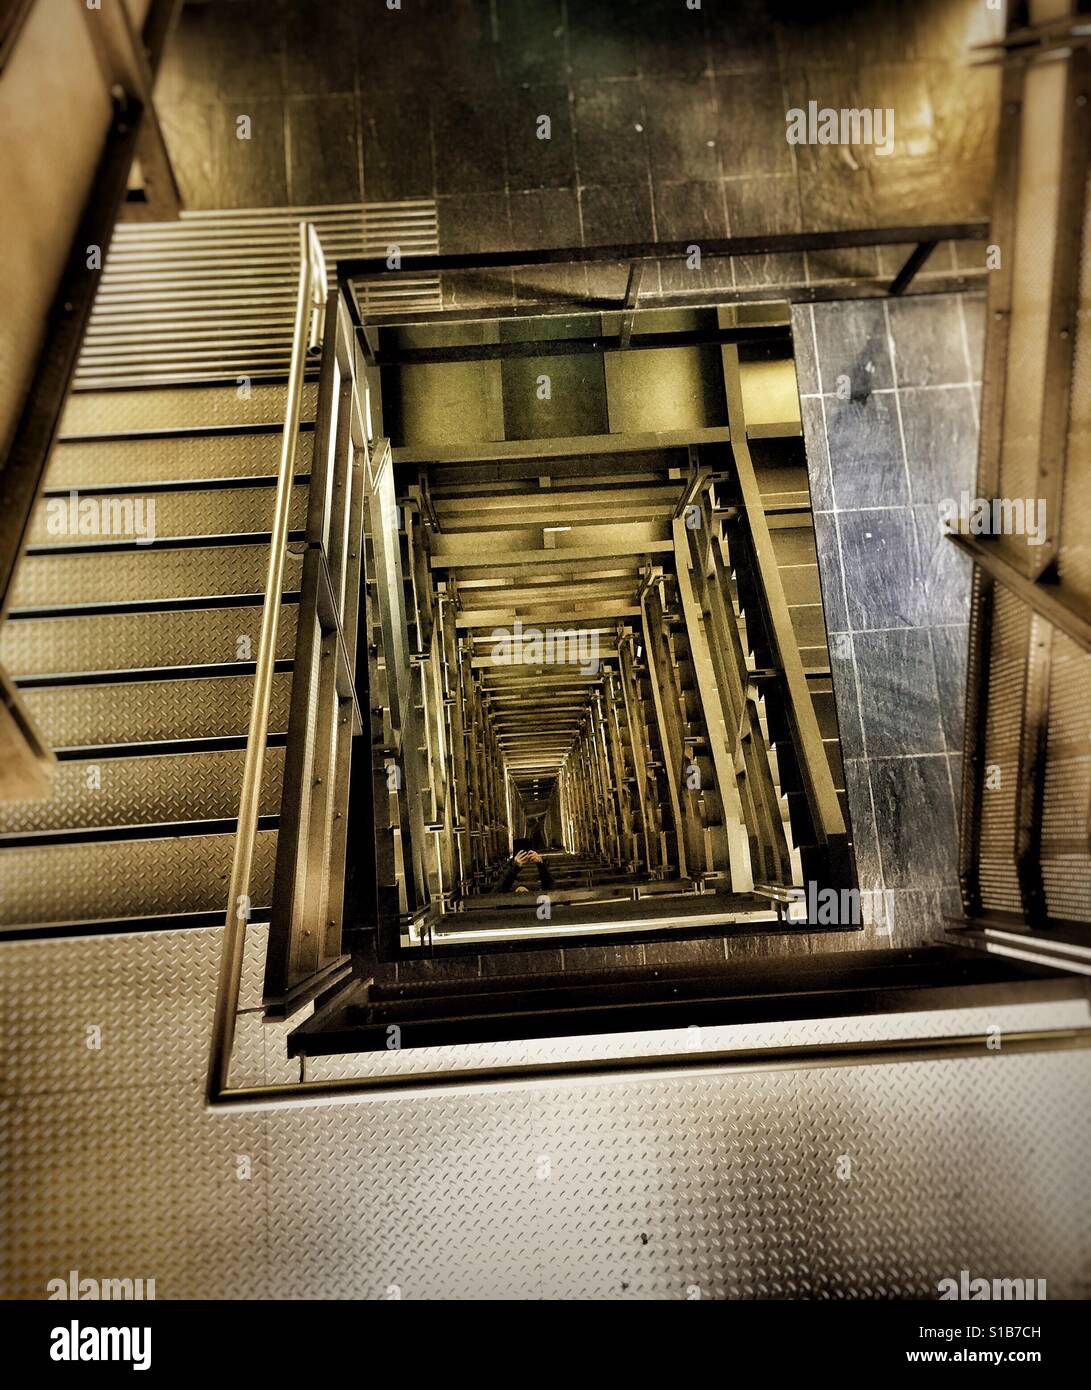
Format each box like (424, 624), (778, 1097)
(0, 827), (277, 928)
(1, 603), (298, 677)
(59, 382), (318, 436)
(20, 672), (293, 749)
(0, 746), (285, 835)
(73, 202), (440, 389)
(11, 544), (305, 611)
(26, 483), (308, 548)
(44, 429), (315, 490)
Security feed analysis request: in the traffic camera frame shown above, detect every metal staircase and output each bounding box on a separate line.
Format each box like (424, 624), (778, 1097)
(0, 223), (365, 1075)
(0, 205), (433, 972)
(0, 198), (1084, 1098)
(0, 382), (314, 936)
(0, 220), (865, 1083)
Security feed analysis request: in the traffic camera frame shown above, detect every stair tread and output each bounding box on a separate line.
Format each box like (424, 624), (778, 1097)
(374, 945), (912, 1003)
(0, 380), (314, 937)
(11, 544), (305, 613)
(20, 672), (292, 750)
(28, 480), (307, 549)
(44, 428), (315, 491)
(1, 602), (298, 679)
(58, 380), (316, 438)
(289, 950), (1038, 1055)
(0, 827), (278, 930)
(0, 746), (285, 837)
(359, 956), (953, 1023)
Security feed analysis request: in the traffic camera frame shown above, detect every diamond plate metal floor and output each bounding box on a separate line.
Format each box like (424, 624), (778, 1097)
(2, 926), (1089, 1299)
(0, 747), (285, 836)
(1, 603), (298, 678)
(0, 831), (278, 929)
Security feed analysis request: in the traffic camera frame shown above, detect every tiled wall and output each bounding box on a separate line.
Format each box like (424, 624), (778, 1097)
(155, 0), (999, 255)
(793, 292), (985, 947)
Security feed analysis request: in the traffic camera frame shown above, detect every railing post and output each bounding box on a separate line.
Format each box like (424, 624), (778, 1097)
(619, 260), (644, 350)
(887, 240), (938, 295)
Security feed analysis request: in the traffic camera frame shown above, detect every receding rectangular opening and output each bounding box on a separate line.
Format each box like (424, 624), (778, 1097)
(347, 301), (857, 969)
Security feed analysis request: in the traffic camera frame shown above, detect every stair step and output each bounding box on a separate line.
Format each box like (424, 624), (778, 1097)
(769, 526), (818, 568)
(0, 376), (320, 940)
(374, 954), (760, 1005)
(756, 463), (810, 499)
(44, 427), (314, 491)
(780, 563), (822, 606)
(2, 601), (298, 679)
(20, 672), (292, 750)
(362, 962), (925, 1025)
(293, 948), (1029, 1054)
(11, 543), (305, 613)
(0, 746), (285, 837)
(0, 827), (278, 931)
(27, 481), (308, 551)
(59, 381), (317, 437)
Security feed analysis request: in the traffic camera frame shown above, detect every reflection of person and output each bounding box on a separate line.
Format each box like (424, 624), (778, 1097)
(496, 837), (554, 894)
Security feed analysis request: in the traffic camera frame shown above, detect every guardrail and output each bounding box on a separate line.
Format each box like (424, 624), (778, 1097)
(335, 220), (991, 336)
(207, 222), (362, 1094)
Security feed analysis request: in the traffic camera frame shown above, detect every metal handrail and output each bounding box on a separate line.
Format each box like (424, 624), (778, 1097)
(206, 222), (327, 1102)
(210, 1028), (1091, 1111)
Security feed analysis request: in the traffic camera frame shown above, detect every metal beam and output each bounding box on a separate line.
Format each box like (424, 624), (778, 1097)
(719, 341), (845, 843)
(1014, 617), (1052, 925)
(0, 101), (142, 625)
(393, 427), (730, 465)
(335, 223), (990, 281)
(366, 439), (431, 913)
(671, 512), (753, 891)
(377, 322), (785, 365)
(949, 532), (1091, 651)
(211, 1026), (1091, 1109)
(431, 543), (672, 569)
(1034, 46), (1091, 577)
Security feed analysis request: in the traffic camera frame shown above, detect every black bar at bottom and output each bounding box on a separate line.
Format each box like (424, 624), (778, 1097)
(9, 1294), (1082, 1362)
